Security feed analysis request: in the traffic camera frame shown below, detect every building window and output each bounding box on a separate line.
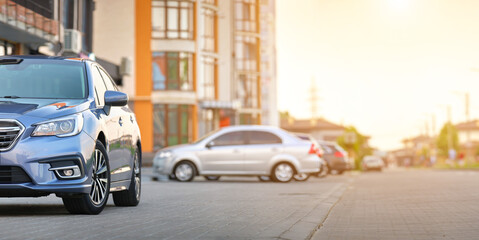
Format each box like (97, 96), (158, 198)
(237, 74), (258, 108)
(201, 0), (216, 5)
(153, 104), (192, 150)
(0, 41), (16, 56)
(152, 0), (194, 39)
(200, 7), (215, 52)
(198, 109), (216, 137)
(235, 0), (257, 33)
(235, 35), (258, 71)
(198, 56), (215, 99)
(152, 52), (193, 91)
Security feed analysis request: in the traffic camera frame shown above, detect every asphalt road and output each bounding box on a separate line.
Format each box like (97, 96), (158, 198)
(0, 168), (478, 240)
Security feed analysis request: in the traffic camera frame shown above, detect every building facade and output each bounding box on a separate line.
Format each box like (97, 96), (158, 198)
(1, 0), (276, 154)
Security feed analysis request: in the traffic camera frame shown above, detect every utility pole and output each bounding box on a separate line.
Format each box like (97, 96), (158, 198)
(309, 76), (319, 125)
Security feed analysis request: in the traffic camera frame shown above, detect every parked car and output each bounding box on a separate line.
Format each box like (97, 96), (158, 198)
(318, 141), (350, 174)
(153, 125), (321, 183)
(362, 155), (384, 171)
(0, 56), (142, 214)
(292, 132), (328, 179)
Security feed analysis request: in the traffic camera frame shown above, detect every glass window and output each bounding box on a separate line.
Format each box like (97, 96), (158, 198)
(237, 74), (258, 108)
(201, 7), (216, 52)
(97, 67), (117, 91)
(152, 0), (194, 39)
(235, 0), (257, 33)
(248, 131), (282, 145)
(91, 67), (107, 106)
(152, 52), (193, 91)
(153, 104), (192, 150)
(0, 59), (86, 99)
(198, 56), (215, 100)
(211, 131), (246, 146)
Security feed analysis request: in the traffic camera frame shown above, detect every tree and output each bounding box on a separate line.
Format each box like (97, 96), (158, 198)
(337, 126), (372, 170)
(436, 122), (459, 157)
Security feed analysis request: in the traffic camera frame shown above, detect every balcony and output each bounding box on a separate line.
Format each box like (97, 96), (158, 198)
(0, 0), (58, 44)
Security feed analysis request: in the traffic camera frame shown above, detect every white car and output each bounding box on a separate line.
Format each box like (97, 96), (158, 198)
(152, 125), (321, 183)
(362, 156), (384, 171)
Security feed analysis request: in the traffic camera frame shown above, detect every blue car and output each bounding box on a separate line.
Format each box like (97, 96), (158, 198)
(0, 56), (142, 214)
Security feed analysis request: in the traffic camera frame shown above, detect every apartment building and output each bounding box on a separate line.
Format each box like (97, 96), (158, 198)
(1, 0), (276, 154)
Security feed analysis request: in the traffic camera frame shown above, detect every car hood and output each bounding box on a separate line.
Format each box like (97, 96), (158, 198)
(0, 98), (90, 119)
(160, 143), (199, 153)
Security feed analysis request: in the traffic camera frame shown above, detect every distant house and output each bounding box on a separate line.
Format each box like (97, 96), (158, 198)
(280, 118), (345, 142)
(455, 120), (479, 146)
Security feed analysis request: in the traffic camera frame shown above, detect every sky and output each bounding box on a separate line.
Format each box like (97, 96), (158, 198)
(276, 0), (479, 151)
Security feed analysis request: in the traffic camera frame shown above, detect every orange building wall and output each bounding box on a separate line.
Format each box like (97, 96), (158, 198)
(135, 0), (153, 152)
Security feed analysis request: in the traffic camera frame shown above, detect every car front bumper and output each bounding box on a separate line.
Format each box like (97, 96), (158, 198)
(0, 130), (96, 197)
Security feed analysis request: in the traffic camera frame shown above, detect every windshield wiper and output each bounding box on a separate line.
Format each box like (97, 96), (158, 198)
(2, 96), (21, 99)
(0, 59), (23, 65)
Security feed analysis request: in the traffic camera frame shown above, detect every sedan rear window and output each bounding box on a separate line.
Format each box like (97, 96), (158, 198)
(0, 59), (86, 99)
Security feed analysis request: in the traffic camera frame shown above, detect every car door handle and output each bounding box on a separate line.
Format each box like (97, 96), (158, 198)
(119, 117), (123, 126)
(233, 149), (240, 153)
(271, 147), (279, 152)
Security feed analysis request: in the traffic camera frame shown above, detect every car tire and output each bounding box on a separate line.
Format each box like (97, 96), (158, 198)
(204, 176), (220, 181)
(174, 161), (196, 182)
(113, 148), (141, 206)
(258, 176), (271, 182)
(62, 140), (110, 215)
(293, 173), (310, 182)
(271, 162), (294, 183)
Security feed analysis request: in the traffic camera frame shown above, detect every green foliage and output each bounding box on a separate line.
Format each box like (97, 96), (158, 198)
(279, 111), (291, 120)
(436, 122), (459, 156)
(337, 126), (372, 169)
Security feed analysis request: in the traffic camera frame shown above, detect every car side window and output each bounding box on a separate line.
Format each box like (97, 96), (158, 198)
(97, 67), (118, 91)
(211, 131), (246, 146)
(322, 144), (334, 154)
(248, 131), (282, 145)
(91, 66), (107, 106)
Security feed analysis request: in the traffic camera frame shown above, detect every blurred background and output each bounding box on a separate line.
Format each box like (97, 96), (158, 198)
(1, 0), (479, 170)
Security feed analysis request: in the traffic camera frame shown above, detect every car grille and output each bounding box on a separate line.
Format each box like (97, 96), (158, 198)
(0, 120), (24, 151)
(0, 166), (32, 184)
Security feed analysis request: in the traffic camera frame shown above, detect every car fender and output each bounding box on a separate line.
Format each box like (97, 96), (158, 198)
(171, 153), (203, 175)
(268, 154), (301, 173)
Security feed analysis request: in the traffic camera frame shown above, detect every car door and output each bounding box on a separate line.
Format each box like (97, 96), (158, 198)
(91, 65), (125, 183)
(97, 66), (133, 181)
(197, 131), (246, 175)
(242, 131), (283, 174)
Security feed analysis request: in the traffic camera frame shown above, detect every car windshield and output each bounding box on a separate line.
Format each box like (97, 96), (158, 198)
(193, 128), (221, 144)
(0, 59), (87, 99)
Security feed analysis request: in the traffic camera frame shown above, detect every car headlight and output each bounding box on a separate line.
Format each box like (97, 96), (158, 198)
(32, 113), (84, 137)
(157, 151), (172, 158)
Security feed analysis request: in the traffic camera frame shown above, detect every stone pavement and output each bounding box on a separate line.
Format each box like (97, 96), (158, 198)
(311, 169), (479, 240)
(0, 168), (352, 240)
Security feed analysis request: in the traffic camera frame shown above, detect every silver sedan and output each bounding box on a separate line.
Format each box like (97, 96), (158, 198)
(152, 125), (321, 183)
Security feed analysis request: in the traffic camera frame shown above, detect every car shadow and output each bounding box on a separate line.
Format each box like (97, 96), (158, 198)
(0, 204), (69, 216)
(0, 204), (117, 216)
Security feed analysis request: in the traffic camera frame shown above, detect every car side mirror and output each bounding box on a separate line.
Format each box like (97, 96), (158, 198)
(206, 141), (215, 149)
(104, 91), (128, 115)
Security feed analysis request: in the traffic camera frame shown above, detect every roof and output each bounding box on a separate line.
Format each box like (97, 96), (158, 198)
(0, 55), (88, 62)
(455, 120), (479, 131)
(280, 118), (345, 131)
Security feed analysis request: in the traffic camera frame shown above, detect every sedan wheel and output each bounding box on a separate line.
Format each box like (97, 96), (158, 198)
(293, 173), (310, 182)
(174, 162), (196, 182)
(272, 163), (294, 183)
(62, 141), (110, 214)
(205, 176), (220, 181)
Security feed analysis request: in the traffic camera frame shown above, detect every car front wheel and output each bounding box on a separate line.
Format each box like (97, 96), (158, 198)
(174, 161), (196, 182)
(62, 140), (110, 214)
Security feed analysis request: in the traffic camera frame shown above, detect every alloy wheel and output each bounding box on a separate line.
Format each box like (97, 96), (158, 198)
(274, 163), (294, 182)
(175, 163), (193, 181)
(90, 149), (108, 205)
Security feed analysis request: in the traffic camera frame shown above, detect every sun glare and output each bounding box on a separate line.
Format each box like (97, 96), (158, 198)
(388, 0), (409, 11)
